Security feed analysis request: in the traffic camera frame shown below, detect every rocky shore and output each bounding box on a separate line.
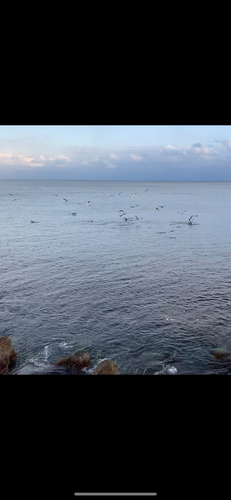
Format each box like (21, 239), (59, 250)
(1, 336), (231, 375)
(0, 336), (120, 375)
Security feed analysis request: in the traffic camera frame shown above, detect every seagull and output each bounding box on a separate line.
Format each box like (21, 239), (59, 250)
(118, 192), (121, 195)
(86, 201), (90, 206)
(156, 207), (159, 210)
(54, 194), (58, 196)
(9, 193), (13, 196)
(135, 215), (139, 220)
(63, 198), (68, 202)
(130, 205), (135, 208)
(124, 217), (128, 222)
(144, 189), (149, 192)
(177, 210), (186, 215)
(118, 210), (124, 212)
(72, 212), (76, 216)
(120, 213), (125, 217)
(188, 214), (198, 224)
(30, 220), (39, 223)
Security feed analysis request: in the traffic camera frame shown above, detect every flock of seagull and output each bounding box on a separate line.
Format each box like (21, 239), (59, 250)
(8, 188), (198, 227)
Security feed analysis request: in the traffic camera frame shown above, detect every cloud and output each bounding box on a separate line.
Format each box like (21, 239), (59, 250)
(0, 150), (73, 170)
(192, 142), (204, 148)
(55, 154), (72, 163)
(0, 152), (12, 158)
(158, 145), (184, 161)
(22, 157), (35, 163)
(221, 140), (231, 150)
(189, 145), (211, 155)
(104, 160), (116, 169)
(130, 154), (143, 161)
(109, 153), (120, 159)
(2, 138), (231, 180)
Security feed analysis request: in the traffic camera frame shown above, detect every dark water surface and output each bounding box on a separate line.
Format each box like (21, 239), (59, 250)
(1, 180), (231, 374)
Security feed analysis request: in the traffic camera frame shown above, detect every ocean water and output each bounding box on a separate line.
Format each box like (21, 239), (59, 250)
(1, 180), (231, 375)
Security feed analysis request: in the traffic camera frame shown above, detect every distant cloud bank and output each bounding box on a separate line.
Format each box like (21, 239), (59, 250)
(1, 139), (231, 180)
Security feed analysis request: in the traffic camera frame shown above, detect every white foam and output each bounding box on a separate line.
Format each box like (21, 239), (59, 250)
(28, 357), (46, 368)
(44, 345), (49, 361)
(154, 367), (167, 375)
(86, 357), (109, 374)
(167, 366), (178, 375)
(59, 341), (74, 349)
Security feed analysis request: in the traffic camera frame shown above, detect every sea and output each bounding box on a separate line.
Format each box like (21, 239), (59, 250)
(1, 179), (231, 375)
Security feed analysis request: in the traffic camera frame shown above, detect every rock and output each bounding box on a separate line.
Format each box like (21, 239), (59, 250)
(91, 359), (119, 375)
(55, 350), (91, 370)
(213, 348), (230, 360)
(0, 337), (17, 374)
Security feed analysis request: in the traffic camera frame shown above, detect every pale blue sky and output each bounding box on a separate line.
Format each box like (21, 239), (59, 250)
(1, 125), (231, 180)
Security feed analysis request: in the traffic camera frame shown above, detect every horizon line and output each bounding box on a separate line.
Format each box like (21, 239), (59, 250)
(0, 179), (230, 182)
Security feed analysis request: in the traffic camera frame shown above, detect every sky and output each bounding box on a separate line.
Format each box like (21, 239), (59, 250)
(1, 125), (231, 180)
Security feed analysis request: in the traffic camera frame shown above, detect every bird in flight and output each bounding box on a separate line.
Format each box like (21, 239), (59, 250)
(189, 214), (198, 224)
(188, 215), (197, 225)
(86, 201), (90, 206)
(144, 189), (149, 192)
(177, 210), (186, 215)
(63, 198), (68, 202)
(72, 212), (77, 216)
